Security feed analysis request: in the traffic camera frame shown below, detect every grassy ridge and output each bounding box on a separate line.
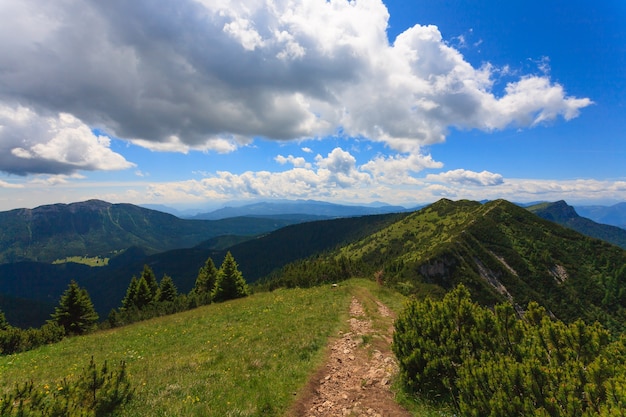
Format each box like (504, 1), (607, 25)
(0, 284), (356, 416)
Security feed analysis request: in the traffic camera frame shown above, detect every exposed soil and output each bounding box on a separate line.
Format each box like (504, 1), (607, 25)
(288, 296), (412, 416)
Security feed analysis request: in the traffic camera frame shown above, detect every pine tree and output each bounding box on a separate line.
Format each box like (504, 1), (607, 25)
(51, 281), (99, 335)
(121, 277), (139, 310)
(194, 256), (218, 295)
(133, 277), (153, 309)
(157, 275), (177, 302)
(0, 308), (9, 330)
(140, 265), (159, 301)
(212, 252), (249, 302)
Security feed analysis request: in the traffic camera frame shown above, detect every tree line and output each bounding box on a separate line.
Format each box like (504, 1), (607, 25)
(0, 252), (248, 355)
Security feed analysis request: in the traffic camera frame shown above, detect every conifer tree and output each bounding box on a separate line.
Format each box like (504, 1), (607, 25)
(133, 277), (153, 309)
(121, 277), (139, 310)
(0, 308), (9, 330)
(157, 274), (177, 302)
(140, 264), (159, 301)
(51, 280), (99, 335)
(194, 256), (218, 296)
(212, 252), (249, 302)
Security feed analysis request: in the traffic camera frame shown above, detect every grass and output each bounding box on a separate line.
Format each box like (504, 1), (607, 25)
(0, 284), (353, 416)
(1, 279), (455, 416)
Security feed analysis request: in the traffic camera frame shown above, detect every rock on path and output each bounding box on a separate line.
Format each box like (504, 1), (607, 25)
(289, 296), (412, 417)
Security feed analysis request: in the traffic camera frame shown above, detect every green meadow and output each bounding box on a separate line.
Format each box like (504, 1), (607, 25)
(1, 282), (366, 416)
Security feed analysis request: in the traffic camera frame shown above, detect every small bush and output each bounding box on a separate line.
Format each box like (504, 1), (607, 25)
(0, 357), (132, 416)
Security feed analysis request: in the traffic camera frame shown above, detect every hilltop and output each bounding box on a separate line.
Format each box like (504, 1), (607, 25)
(273, 199), (626, 329)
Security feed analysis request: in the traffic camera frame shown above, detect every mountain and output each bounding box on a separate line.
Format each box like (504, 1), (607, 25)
(192, 200), (408, 220)
(5, 198), (626, 331)
(528, 201), (626, 249)
(0, 212), (407, 327)
(273, 199), (626, 330)
(0, 200), (303, 264)
(575, 202), (626, 230)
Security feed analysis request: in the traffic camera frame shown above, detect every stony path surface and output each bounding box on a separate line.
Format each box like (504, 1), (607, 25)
(289, 296), (412, 417)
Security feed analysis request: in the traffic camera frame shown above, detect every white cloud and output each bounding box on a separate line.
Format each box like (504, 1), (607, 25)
(0, 0), (590, 166)
(275, 154), (311, 169)
(130, 136), (240, 154)
(0, 180), (23, 189)
(315, 147), (371, 187)
(28, 173), (86, 186)
(362, 153), (443, 183)
(0, 104), (134, 175)
(426, 169), (504, 186)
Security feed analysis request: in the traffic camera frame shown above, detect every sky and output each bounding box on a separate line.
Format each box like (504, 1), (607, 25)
(0, 0), (625, 212)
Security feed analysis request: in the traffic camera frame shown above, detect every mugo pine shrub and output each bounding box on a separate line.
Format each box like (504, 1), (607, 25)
(393, 285), (626, 416)
(0, 357), (132, 416)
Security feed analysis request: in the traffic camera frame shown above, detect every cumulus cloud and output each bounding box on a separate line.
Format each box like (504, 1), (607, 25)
(427, 169), (504, 186)
(0, 104), (134, 175)
(362, 153), (443, 183)
(0, 0), (591, 176)
(275, 154), (311, 168)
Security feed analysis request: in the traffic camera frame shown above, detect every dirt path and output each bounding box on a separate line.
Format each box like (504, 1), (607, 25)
(288, 295), (412, 417)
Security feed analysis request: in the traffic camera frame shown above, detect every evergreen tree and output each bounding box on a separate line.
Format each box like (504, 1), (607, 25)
(140, 264), (159, 301)
(194, 256), (218, 295)
(133, 277), (153, 309)
(212, 252), (249, 302)
(0, 308), (9, 330)
(157, 275), (177, 302)
(51, 281), (99, 335)
(121, 277), (139, 310)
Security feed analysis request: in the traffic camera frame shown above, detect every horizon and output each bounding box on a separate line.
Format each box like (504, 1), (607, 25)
(1, 0), (624, 210)
(3, 196), (623, 218)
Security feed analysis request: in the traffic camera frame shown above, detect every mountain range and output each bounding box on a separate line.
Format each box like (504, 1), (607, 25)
(1, 198), (626, 330)
(0, 200), (302, 264)
(529, 200), (626, 249)
(574, 202), (626, 229)
(190, 199), (411, 220)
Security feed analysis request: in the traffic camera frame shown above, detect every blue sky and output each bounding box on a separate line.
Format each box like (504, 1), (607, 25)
(0, 0), (624, 211)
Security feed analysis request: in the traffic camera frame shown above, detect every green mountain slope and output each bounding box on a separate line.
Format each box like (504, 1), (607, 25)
(0, 283), (360, 416)
(327, 199), (626, 329)
(528, 200), (626, 249)
(0, 212), (407, 327)
(0, 200), (300, 264)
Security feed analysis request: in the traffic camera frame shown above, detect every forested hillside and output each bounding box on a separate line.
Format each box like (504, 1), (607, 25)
(0, 200), (299, 264)
(0, 212), (407, 327)
(269, 199), (626, 331)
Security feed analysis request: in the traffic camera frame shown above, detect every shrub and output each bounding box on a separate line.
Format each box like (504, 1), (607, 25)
(393, 285), (626, 416)
(0, 357), (132, 416)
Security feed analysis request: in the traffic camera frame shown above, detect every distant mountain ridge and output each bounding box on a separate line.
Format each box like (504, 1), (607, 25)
(528, 201), (626, 249)
(0, 200), (301, 264)
(575, 202), (626, 229)
(192, 200), (409, 220)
